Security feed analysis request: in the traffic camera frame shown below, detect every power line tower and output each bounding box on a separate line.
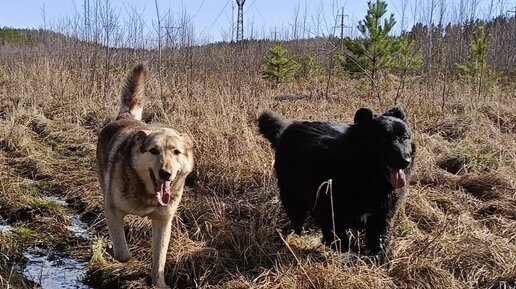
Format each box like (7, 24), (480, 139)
(236, 0), (246, 42)
(334, 7), (349, 40)
(334, 7), (350, 50)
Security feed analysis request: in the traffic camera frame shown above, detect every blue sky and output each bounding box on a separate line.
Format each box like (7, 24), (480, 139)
(0, 0), (510, 43)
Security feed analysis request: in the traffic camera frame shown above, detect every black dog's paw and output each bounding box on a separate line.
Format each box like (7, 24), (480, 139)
(340, 251), (360, 265)
(282, 224), (307, 236)
(364, 250), (389, 265)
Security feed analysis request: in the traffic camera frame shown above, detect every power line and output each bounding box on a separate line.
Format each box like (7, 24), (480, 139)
(201, 0), (231, 37)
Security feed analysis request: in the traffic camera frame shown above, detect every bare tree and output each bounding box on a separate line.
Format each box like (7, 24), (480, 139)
(486, 0), (495, 19)
(99, 0), (118, 98)
(437, 0), (447, 26)
(124, 4), (146, 58)
(469, 0), (481, 21)
(291, 2), (301, 40)
(399, 0), (409, 32)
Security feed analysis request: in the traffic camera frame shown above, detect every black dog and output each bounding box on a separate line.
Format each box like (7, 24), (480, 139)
(258, 107), (416, 260)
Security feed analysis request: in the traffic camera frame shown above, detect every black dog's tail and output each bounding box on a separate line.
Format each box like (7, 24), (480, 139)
(258, 109), (291, 148)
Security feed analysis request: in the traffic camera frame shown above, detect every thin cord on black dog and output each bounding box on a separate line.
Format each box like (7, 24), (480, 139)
(313, 179), (341, 252)
(326, 179), (342, 253)
(312, 180), (329, 212)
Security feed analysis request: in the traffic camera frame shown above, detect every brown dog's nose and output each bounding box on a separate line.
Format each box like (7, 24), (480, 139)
(158, 169), (172, 180)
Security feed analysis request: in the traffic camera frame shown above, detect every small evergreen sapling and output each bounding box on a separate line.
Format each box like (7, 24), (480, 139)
(262, 42), (300, 85)
(456, 26), (494, 99)
(338, 0), (399, 101)
(394, 32), (423, 103)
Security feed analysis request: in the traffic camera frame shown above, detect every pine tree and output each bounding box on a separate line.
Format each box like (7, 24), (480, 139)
(456, 26), (493, 99)
(394, 32), (423, 102)
(262, 42), (300, 85)
(337, 0), (399, 100)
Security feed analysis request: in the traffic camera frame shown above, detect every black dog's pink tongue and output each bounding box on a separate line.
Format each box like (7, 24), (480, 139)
(390, 169), (406, 189)
(156, 180), (172, 206)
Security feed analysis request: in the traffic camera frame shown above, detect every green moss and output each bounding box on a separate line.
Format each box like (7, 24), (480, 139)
(15, 186), (40, 197)
(28, 198), (62, 212)
(14, 226), (34, 238)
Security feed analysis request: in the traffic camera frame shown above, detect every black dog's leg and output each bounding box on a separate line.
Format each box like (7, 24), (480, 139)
(286, 212), (307, 235)
(364, 215), (392, 262)
(280, 189), (308, 234)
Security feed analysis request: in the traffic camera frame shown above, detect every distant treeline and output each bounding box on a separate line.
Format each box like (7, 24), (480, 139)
(0, 15), (514, 84)
(408, 16), (515, 73)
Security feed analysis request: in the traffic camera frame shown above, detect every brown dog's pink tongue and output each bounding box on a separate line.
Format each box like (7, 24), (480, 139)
(156, 180), (172, 206)
(390, 169), (406, 189)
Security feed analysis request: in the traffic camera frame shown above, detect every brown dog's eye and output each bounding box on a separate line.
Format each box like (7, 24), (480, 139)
(173, 149), (181, 155)
(149, 148), (159, 155)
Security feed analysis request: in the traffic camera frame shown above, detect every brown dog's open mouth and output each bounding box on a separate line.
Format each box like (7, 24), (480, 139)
(388, 167), (406, 189)
(149, 169), (172, 206)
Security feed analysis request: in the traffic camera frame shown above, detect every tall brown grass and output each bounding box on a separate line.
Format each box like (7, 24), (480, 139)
(0, 40), (515, 289)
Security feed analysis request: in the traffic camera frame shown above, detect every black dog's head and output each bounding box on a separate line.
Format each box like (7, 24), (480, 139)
(352, 106), (416, 189)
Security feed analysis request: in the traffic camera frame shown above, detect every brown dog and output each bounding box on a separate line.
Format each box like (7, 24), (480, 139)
(96, 64), (194, 288)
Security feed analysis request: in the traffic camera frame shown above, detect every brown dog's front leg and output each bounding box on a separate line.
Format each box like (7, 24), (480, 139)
(151, 217), (172, 288)
(104, 205), (131, 262)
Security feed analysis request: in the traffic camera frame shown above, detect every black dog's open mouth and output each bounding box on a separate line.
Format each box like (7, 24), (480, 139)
(388, 167), (406, 189)
(149, 169), (172, 206)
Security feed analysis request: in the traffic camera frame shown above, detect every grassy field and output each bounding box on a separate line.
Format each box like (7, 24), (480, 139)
(0, 50), (515, 289)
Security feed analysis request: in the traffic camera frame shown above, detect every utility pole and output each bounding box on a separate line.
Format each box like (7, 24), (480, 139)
(236, 0), (246, 42)
(271, 27), (278, 41)
(84, 0), (91, 41)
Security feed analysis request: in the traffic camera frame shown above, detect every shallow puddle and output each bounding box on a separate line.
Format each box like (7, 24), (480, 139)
(23, 247), (92, 289)
(68, 214), (92, 241)
(0, 224), (14, 233)
(44, 196), (68, 206)
(21, 196), (94, 288)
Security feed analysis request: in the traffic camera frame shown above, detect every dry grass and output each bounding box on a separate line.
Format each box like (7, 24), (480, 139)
(0, 50), (515, 289)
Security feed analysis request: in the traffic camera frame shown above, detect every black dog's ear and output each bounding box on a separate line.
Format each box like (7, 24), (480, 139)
(354, 108), (374, 123)
(383, 106), (406, 120)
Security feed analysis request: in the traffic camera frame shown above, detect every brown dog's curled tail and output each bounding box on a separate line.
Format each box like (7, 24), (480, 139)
(258, 109), (290, 148)
(118, 63), (147, 121)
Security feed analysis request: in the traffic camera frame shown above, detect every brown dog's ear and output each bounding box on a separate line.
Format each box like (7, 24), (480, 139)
(180, 133), (194, 150)
(133, 131), (148, 153)
(133, 130), (147, 145)
(133, 130), (147, 143)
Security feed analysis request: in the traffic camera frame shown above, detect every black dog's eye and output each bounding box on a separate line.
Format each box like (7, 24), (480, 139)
(401, 134), (410, 141)
(149, 148), (159, 155)
(173, 149), (181, 155)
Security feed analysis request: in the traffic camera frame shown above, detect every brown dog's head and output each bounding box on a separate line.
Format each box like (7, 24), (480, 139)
(131, 127), (194, 206)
